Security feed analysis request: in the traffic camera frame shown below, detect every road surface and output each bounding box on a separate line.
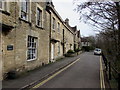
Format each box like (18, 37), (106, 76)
(32, 52), (102, 88)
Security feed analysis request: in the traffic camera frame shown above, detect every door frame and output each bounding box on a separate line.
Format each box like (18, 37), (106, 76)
(51, 43), (54, 60)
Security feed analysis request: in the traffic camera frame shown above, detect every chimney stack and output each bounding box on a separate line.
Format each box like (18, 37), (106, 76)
(65, 18), (69, 25)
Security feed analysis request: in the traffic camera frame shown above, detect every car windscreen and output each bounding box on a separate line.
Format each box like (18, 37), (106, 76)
(95, 49), (101, 51)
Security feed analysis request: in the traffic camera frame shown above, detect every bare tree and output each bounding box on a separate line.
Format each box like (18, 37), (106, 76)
(75, 1), (120, 70)
(76, 1), (118, 30)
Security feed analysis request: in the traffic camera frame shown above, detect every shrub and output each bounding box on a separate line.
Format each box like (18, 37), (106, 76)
(67, 49), (74, 54)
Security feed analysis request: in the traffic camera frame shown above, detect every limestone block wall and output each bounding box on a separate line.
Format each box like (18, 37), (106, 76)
(64, 26), (74, 53)
(1, 2), (50, 78)
(50, 12), (63, 60)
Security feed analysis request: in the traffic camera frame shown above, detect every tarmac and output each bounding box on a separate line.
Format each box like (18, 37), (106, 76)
(2, 53), (82, 89)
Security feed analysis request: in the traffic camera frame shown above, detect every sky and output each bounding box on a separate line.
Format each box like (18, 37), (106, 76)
(52, 0), (99, 37)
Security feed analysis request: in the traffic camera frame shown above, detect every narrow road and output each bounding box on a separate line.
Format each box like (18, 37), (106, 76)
(33, 52), (101, 88)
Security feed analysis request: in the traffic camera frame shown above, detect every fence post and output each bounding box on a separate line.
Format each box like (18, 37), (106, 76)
(109, 62), (111, 80)
(118, 73), (120, 90)
(102, 54), (108, 71)
(106, 60), (108, 71)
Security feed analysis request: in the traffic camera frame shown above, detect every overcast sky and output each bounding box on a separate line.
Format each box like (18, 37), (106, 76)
(52, 0), (99, 37)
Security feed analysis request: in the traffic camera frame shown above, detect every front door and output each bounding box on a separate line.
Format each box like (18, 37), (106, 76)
(51, 44), (54, 60)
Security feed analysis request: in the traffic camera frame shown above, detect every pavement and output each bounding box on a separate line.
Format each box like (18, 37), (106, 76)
(2, 52), (83, 89)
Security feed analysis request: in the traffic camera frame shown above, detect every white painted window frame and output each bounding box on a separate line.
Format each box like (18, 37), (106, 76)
(57, 22), (60, 33)
(0, 0), (10, 12)
(19, 0), (31, 22)
(27, 36), (38, 61)
(36, 3), (43, 28)
(52, 17), (56, 30)
(6, 1), (10, 12)
(0, 0), (4, 10)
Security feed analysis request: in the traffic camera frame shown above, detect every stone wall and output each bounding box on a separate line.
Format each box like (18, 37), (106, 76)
(50, 10), (63, 61)
(64, 25), (74, 53)
(1, 2), (49, 79)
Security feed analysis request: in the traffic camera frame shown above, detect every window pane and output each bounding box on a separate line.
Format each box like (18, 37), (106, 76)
(37, 20), (40, 26)
(21, 0), (27, 12)
(52, 17), (55, 29)
(30, 54), (32, 59)
(33, 43), (36, 48)
(58, 23), (60, 32)
(32, 42), (34, 48)
(27, 49), (31, 59)
(33, 49), (35, 53)
(31, 54), (33, 59)
(37, 8), (40, 20)
(21, 11), (27, 20)
(21, 0), (28, 20)
(37, 8), (42, 27)
(0, 1), (2, 9)
(32, 37), (34, 42)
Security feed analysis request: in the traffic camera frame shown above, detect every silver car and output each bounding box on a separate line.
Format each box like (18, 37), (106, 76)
(94, 48), (102, 55)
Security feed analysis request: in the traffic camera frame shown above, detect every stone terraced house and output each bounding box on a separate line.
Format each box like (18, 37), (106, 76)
(0, 0), (81, 80)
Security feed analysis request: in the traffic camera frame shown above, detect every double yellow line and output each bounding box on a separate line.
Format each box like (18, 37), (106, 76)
(100, 56), (105, 90)
(32, 58), (80, 89)
(31, 56), (105, 89)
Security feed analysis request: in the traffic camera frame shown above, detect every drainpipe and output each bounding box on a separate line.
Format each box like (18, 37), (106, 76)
(0, 19), (3, 81)
(63, 29), (65, 55)
(14, 2), (17, 71)
(49, 11), (51, 63)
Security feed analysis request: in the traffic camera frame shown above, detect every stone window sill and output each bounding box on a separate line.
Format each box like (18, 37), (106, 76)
(0, 9), (10, 16)
(36, 25), (44, 30)
(19, 18), (31, 25)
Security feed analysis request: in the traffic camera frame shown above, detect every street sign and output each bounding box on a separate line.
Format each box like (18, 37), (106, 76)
(7, 45), (13, 50)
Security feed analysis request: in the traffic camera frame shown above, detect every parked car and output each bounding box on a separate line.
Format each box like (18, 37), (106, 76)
(94, 48), (102, 55)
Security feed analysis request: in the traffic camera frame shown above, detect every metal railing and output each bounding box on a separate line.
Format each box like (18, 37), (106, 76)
(102, 54), (120, 90)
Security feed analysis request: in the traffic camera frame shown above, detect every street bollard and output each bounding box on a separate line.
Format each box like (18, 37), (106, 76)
(109, 62), (111, 80)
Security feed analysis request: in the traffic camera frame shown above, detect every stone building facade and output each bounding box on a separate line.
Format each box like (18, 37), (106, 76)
(81, 37), (91, 47)
(1, 1), (50, 80)
(72, 26), (81, 51)
(0, 1), (81, 80)
(46, 3), (64, 61)
(63, 22), (74, 54)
